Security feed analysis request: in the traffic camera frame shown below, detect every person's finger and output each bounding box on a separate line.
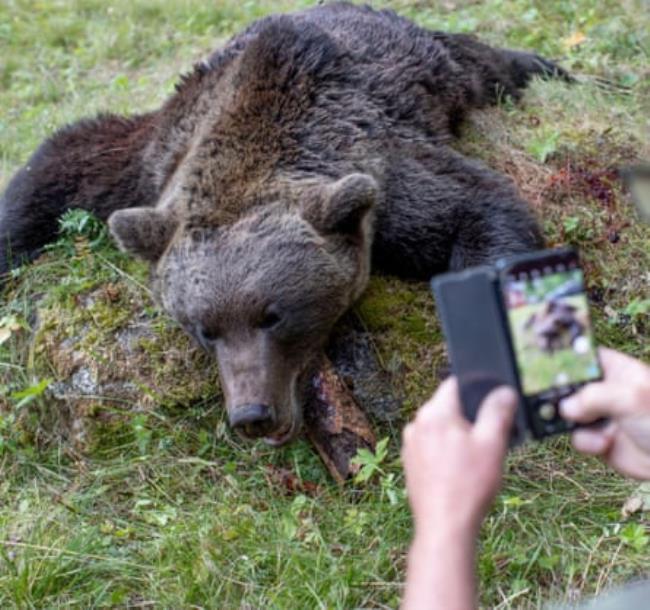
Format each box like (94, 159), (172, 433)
(598, 347), (643, 378)
(603, 436), (650, 481)
(560, 382), (639, 422)
(401, 422), (414, 445)
(416, 376), (461, 422)
(473, 386), (518, 448)
(571, 427), (615, 455)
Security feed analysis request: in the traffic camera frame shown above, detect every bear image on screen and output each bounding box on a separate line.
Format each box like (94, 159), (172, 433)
(503, 268), (601, 396)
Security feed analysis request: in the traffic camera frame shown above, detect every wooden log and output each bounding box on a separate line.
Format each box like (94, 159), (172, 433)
(304, 357), (376, 484)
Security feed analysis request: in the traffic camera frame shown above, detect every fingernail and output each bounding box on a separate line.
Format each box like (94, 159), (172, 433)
(560, 397), (579, 418)
(491, 386), (518, 406)
(573, 430), (607, 454)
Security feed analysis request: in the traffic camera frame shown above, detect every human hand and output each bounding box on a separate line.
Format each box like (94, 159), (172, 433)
(560, 348), (650, 480)
(401, 378), (517, 538)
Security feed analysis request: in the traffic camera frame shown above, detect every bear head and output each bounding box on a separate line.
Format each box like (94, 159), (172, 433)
(108, 173), (377, 445)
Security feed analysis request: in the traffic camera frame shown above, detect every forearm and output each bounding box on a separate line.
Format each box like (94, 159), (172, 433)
(401, 529), (477, 610)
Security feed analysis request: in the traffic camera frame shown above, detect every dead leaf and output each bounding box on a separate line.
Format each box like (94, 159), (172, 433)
(622, 496), (643, 518)
(103, 283), (121, 303)
(0, 315), (23, 344)
(622, 482), (650, 518)
(265, 465), (321, 497)
(563, 31), (587, 49)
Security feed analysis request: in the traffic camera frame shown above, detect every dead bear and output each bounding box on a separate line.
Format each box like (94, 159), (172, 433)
(0, 2), (569, 444)
(524, 300), (588, 355)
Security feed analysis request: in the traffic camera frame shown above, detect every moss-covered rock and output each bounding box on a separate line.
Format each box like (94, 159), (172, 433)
(38, 286), (218, 448)
(0, 243), (221, 452)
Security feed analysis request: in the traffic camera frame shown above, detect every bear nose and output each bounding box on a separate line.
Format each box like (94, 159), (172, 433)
(229, 403), (277, 438)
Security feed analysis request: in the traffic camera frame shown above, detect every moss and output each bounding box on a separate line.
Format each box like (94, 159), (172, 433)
(356, 277), (416, 330)
(354, 277), (446, 417)
(356, 277), (439, 342)
(13, 261), (222, 451)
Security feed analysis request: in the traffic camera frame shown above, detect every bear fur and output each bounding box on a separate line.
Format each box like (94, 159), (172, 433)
(0, 2), (568, 444)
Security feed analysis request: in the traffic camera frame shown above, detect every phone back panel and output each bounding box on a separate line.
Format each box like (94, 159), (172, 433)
(432, 267), (529, 445)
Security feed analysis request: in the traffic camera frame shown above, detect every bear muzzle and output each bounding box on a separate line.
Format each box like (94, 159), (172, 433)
(229, 403), (277, 439)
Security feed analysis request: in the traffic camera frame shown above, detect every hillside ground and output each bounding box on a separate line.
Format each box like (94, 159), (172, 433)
(0, 1), (649, 608)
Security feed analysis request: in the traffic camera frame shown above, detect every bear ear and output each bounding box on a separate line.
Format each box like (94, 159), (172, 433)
(108, 207), (178, 263)
(305, 173), (378, 238)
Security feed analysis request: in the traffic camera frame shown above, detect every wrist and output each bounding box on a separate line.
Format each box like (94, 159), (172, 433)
(412, 505), (486, 543)
(411, 521), (478, 555)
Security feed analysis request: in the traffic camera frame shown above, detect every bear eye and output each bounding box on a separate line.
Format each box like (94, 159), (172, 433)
(258, 310), (282, 330)
(196, 324), (220, 347)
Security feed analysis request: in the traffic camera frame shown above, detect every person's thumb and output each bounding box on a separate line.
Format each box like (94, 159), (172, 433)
(473, 386), (518, 450)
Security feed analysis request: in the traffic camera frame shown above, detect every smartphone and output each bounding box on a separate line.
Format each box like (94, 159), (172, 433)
(496, 248), (603, 438)
(432, 247), (603, 442)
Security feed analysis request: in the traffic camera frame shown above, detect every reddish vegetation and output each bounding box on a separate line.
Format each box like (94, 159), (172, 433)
(545, 159), (630, 244)
(546, 160), (619, 208)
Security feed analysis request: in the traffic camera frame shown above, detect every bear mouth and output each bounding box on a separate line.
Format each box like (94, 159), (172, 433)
(263, 370), (305, 446)
(263, 420), (299, 447)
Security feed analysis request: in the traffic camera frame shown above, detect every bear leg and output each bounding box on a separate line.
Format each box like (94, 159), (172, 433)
(0, 113), (157, 275)
(372, 147), (543, 278)
(435, 32), (571, 107)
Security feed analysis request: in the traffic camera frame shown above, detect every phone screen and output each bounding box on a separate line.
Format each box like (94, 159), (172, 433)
(502, 261), (601, 397)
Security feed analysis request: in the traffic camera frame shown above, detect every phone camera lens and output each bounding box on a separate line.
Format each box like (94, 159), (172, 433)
(539, 403), (557, 421)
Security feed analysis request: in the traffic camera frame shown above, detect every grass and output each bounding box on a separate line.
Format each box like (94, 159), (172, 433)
(0, 0), (649, 608)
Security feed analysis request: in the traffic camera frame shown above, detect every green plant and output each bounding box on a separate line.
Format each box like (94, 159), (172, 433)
(56, 208), (110, 250)
(351, 437), (390, 483)
(624, 298), (650, 319)
(9, 378), (52, 409)
(618, 523), (649, 551)
(527, 128), (560, 162)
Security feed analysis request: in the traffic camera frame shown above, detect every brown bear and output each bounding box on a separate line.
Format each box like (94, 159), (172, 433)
(0, 2), (568, 444)
(524, 300), (588, 354)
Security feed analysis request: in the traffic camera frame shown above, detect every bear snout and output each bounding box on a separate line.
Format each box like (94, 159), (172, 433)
(229, 403), (277, 439)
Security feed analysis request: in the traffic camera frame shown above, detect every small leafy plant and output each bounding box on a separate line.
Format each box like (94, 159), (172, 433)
(527, 128), (560, 162)
(53, 209), (110, 254)
(351, 437), (390, 483)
